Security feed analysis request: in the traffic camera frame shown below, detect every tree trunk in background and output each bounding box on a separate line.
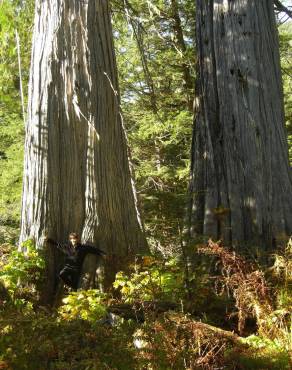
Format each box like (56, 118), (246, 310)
(78, 254), (104, 291)
(20, 0), (147, 300)
(170, 0), (194, 112)
(187, 0), (292, 249)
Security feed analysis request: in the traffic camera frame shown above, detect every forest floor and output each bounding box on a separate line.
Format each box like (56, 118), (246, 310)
(0, 239), (291, 369)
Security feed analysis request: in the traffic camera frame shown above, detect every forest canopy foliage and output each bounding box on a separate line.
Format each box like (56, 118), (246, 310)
(0, 0), (292, 369)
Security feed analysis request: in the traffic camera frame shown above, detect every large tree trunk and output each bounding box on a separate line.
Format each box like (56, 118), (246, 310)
(187, 0), (292, 249)
(20, 0), (147, 300)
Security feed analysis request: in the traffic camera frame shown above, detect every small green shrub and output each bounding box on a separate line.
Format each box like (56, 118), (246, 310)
(235, 335), (292, 370)
(114, 256), (185, 303)
(58, 290), (107, 322)
(0, 240), (45, 304)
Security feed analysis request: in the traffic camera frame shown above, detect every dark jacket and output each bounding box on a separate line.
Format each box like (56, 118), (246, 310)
(47, 239), (105, 271)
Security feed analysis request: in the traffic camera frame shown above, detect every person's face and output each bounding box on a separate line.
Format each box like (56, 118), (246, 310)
(69, 236), (79, 247)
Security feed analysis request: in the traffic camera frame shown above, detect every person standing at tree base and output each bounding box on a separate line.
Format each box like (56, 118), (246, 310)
(45, 233), (105, 290)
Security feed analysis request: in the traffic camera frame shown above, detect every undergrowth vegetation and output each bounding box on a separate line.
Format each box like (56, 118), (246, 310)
(0, 240), (291, 369)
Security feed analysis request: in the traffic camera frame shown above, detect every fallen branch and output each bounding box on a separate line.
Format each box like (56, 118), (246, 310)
(107, 300), (179, 321)
(188, 320), (240, 343)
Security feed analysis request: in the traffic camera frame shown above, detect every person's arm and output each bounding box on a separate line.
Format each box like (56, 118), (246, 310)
(83, 244), (106, 256)
(45, 237), (69, 255)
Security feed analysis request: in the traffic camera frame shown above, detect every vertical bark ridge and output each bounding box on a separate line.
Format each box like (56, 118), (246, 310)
(20, 0), (147, 259)
(188, 0), (292, 248)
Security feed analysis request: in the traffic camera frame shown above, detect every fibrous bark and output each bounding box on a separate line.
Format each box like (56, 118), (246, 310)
(187, 0), (292, 248)
(20, 0), (147, 298)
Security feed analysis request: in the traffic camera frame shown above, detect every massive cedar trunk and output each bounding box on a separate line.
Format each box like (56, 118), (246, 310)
(20, 0), (147, 297)
(187, 0), (292, 248)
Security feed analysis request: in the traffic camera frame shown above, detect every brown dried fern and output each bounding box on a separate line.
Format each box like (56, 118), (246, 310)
(198, 239), (273, 335)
